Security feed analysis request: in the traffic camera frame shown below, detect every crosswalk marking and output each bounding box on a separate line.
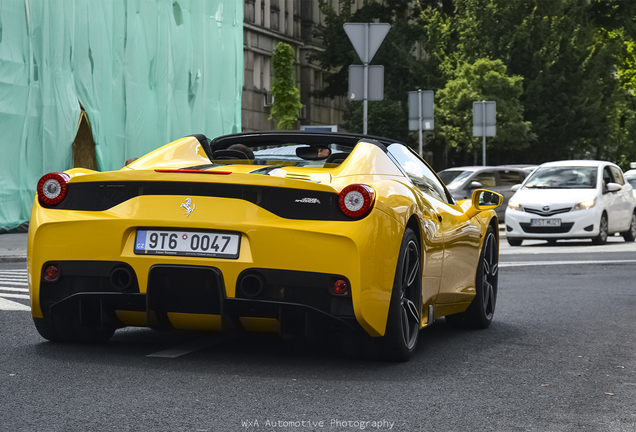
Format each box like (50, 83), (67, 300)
(0, 280), (28, 287)
(0, 293), (29, 299)
(0, 297), (30, 311)
(0, 270), (30, 311)
(0, 287), (28, 292)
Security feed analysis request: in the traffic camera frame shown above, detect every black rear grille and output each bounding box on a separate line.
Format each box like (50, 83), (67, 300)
(524, 206), (572, 216)
(520, 222), (574, 233)
(147, 265), (224, 315)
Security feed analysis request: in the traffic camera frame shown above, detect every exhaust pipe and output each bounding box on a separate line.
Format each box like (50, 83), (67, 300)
(239, 273), (266, 298)
(110, 267), (133, 291)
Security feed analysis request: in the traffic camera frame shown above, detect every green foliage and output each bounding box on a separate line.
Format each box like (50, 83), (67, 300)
(270, 43), (303, 130)
(316, 0), (636, 167)
(436, 58), (533, 165)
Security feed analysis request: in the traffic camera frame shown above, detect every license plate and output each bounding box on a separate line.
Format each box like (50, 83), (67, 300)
(134, 229), (240, 259)
(530, 218), (561, 227)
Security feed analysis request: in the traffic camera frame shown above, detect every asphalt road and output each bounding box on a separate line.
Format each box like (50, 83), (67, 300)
(1, 236), (635, 432)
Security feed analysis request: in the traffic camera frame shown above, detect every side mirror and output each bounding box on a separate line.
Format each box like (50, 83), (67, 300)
(464, 189), (503, 219)
(511, 184), (521, 192)
(606, 182), (621, 193)
(469, 181), (483, 189)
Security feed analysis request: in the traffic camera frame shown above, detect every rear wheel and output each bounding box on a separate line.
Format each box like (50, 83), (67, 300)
(33, 311), (115, 344)
(378, 228), (422, 361)
(592, 214), (609, 245)
(446, 226), (498, 329)
(622, 212), (636, 242)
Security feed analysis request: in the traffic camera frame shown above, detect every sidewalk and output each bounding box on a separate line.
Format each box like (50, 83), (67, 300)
(0, 233), (28, 262)
(0, 224), (506, 263)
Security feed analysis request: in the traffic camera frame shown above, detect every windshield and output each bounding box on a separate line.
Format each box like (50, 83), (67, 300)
(524, 166), (598, 189)
(626, 176), (636, 189)
(209, 143), (349, 168)
(438, 170), (473, 188)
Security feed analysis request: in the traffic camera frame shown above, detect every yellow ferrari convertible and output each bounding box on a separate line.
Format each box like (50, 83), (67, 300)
(28, 131), (501, 361)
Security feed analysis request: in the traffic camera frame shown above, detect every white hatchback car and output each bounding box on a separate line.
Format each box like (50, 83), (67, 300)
(505, 160), (636, 246)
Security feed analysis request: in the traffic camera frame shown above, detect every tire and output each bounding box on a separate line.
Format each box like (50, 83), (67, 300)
(34, 310), (115, 344)
(592, 213), (609, 245)
(446, 226), (498, 329)
(622, 212), (636, 242)
(71, 310), (116, 344)
(33, 317), (64, 342)
(378, 228), (422, 361)
(507, 237), (522, 246)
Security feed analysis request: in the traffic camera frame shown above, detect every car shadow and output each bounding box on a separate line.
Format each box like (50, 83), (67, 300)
(27, 317), (526, 381)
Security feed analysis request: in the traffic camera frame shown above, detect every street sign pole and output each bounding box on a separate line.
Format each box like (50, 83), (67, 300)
(482, 100), (486, 166)
(363, 24), (369, 135)
(408, 90), (434, 157)
(344, 22), (390, 135)
(473, 100), (496, 166)
(418, 90), (423, 156)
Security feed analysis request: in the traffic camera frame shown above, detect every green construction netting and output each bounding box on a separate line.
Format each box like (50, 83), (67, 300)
(0, 0), (242, 231)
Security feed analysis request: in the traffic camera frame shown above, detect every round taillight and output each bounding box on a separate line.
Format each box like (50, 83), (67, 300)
(339, 184), (375, 218)
(333, 279), (349, 296)
(44, 265), (60, 282)
(37, 173), (69, 205)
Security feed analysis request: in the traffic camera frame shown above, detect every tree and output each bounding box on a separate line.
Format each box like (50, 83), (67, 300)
(436, 58), (533, 165)
(314, 0), (438, 141)
(270, 43), (303, 130)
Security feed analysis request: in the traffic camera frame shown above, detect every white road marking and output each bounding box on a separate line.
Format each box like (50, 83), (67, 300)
(0, 287), (29, 292)
(0, 280), (28, 287)
(0, 297), (30, 311)
(500, 259), (636, 268)
(146, 335), (236, 358)
(0, 293), (29, 299)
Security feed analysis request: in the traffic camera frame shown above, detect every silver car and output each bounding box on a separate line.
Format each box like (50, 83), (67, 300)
(438, 166), (530, 220)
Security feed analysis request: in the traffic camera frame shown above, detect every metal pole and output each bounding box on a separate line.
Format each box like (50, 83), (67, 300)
(363, 24), (369, 135)
(418, 90), (423, 156)
(482, 100), (486, 166)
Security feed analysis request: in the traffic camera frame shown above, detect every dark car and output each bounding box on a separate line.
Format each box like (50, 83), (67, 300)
(438, 166), (530, 220)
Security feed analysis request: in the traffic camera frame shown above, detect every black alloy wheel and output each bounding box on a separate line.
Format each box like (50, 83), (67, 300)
(446, 225), (498, 329)
(379, 228), (422, 361)
(593, 214), (609, 245)
(479, 229), (498, 322)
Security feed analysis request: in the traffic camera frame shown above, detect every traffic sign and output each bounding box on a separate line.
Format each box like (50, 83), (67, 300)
(473, 101), (496, 137)
(343, 23), (390, 64)
(473, 101), (496, 166)
(408, 90), (434, 131)
(349, 66), (384, 101)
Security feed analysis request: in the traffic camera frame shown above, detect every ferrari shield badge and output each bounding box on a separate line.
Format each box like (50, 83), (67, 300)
(180, 198), (196, 217)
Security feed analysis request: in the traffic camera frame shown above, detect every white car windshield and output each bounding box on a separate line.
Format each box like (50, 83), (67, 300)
(523, 166), (597, 189)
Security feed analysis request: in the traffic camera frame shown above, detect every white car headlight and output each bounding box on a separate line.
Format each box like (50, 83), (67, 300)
(573, 197), (596, 211)
(508, 200), (523, 211)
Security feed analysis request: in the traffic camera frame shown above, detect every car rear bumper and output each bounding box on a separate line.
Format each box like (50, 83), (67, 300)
(28, 195), (404, 337)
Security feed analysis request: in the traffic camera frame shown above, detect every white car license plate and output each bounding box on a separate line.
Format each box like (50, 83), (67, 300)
(530, 219), (561, 227)
(134, 229), (240, 259)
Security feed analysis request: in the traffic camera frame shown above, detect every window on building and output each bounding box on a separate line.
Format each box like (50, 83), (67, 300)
(253, 54), (262, 89)
(245, 0), (255, 23)
(270, 0), (280, 31)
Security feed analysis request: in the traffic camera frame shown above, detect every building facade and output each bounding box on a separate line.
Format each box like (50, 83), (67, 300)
(242, 0), (348, 132)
